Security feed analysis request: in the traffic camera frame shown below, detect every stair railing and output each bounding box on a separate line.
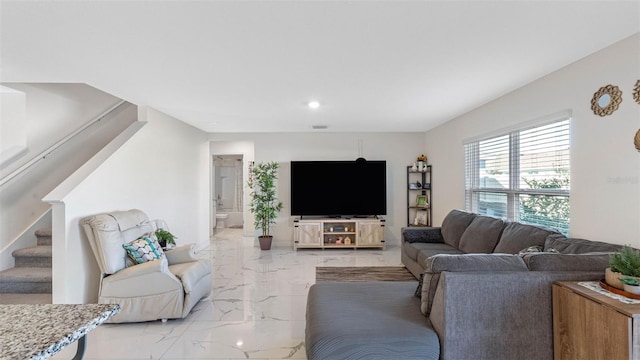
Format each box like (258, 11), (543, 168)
(0, 100), (129, 188)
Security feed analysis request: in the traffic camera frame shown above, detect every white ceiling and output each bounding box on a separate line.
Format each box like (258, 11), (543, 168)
(1, 1), (639, 133)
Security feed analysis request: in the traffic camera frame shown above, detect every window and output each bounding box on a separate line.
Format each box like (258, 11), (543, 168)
(464, 113), (571, 235)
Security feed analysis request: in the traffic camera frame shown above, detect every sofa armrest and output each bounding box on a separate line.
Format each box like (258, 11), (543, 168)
(101, 257), (182, 297)
(425, 253), (528, 272)
(165, 243), (197, 265)
(420, 254), (528, 316)
(402, 227), (444, 244)
(108, 257), (168, 280)
(429, 271), (604, 360)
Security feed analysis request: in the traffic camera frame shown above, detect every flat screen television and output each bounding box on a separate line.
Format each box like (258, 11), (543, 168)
(290, 160), (387, 217)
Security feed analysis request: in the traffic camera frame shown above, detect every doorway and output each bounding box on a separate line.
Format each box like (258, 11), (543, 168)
(212, 154), (244, 233)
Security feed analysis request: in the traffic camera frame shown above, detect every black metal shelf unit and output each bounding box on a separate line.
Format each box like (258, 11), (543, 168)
(407, 165), (432, 226)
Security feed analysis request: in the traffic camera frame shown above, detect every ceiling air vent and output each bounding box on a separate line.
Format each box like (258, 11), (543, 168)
(312, 125), (328, 130)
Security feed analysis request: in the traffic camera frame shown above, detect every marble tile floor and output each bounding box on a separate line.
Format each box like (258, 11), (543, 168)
(52, 228), (402, 359)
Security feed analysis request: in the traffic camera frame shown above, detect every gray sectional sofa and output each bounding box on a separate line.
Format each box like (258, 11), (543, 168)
(306, 209), (622, 360)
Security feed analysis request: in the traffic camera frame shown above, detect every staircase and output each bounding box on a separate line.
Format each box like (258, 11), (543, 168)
(0, 229), (52, 296)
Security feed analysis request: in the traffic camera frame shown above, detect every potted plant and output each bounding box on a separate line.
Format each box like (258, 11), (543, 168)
(155, 229), (177, 249)
(620, 277), (640, 295)
(607, 245), (640, 289)
(248, 161), (283, 250)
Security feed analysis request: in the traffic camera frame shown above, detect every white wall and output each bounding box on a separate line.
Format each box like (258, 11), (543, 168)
(209, 133), (426, 246)
(0, 85), (27, 162)
(424, 34), (640, 246)
(1, 83), (121, 174)
(45, 106), (209, 303)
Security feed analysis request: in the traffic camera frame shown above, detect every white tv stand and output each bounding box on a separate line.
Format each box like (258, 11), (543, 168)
(293, 217), (385, 250)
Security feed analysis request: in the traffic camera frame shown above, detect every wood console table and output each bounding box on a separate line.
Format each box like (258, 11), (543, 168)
(553, 281), (640, 360)
(0, 303), (120, 360)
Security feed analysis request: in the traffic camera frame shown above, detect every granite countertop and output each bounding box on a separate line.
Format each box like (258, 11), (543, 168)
(0, 303), (120, 360)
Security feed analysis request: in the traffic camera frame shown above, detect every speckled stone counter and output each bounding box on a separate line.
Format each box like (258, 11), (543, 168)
(0, 304), (120, 360)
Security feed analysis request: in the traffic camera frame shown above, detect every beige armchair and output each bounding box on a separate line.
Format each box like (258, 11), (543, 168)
(82, 209), (212, 323)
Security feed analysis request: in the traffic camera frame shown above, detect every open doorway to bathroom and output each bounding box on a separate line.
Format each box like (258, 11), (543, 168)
(212, 154), (244, 232)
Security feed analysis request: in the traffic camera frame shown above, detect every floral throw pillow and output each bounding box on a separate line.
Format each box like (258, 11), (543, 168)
(123, 236), (165, 264)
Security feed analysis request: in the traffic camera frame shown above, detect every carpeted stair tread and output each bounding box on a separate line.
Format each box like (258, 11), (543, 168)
(12, 245), (52, 258)
(0, 267), (52, 293)
(0, 267), (52, 281)
(12, 246), (52, 268)
(35, 228), (52, 246)
(35, 228), (52, 237)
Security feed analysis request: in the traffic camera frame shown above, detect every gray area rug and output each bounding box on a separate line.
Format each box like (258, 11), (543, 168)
(316, 266), (417, 282)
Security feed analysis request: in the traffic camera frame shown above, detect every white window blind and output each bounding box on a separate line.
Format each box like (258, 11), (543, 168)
(464, 116), (570, 235)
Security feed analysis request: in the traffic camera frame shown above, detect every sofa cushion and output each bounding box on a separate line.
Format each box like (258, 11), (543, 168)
(544, 234), (622, 254)
(420, 253), (528, 315)
(441, 210), (477, 248)
(522, 252), (612, 272)
(403, 242), (429, 262)
(493, 222), (559, 254)
(458, 216), (505, 253)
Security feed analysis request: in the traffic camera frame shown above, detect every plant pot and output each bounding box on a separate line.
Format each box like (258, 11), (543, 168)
(624, 284), (640, 295)
(258, 235), (273, 250)
(605, 268), (626, 290)
(606, 268), (640, 290)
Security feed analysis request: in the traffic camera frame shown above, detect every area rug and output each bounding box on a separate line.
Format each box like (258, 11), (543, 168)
(315, 266), (416, 282)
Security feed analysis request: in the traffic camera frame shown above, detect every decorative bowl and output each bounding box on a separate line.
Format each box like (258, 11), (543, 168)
(624, 284), (640, 295)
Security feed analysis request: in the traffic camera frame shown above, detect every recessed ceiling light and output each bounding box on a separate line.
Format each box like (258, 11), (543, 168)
(312, 125), (328, 130)
(307, 101), (320, 109)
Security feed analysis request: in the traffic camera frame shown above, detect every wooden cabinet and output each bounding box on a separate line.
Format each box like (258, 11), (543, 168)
(407, 165), (431, 226)
(293, 222), (322, 248)
(293, 218), (385, 250)
(553, 281), (640, 360)
(357, 220), (385, 247)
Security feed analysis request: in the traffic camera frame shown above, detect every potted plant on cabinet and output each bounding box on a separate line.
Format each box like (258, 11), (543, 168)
(155, 229), (177, 249)
(619, 277), (640, 295)
(607, 245), (640, 290)
(248, 161), (283, 250)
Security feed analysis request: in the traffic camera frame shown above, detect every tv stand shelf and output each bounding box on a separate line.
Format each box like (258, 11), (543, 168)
(293, 217), (385, 250)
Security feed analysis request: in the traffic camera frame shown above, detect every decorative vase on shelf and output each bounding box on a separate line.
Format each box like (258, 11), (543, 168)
(411, 162), (418, 172)
(417, 161), (424, 172)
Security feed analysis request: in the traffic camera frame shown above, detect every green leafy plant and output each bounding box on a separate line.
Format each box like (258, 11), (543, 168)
(520, 173), (570, 235)
(619, 277), (640, 286)
(248, 161), (283, 237)
(155, 229), (177, 247)
(610, 245), (640, 277)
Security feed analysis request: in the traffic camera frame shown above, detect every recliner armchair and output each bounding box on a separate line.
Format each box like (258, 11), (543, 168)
(82, 209), (212, 323)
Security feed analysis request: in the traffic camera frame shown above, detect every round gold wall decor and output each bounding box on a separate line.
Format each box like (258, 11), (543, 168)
(591, 84), (623, 116)
(635, 129), (640, 152)
(633, 80), (640, 105)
